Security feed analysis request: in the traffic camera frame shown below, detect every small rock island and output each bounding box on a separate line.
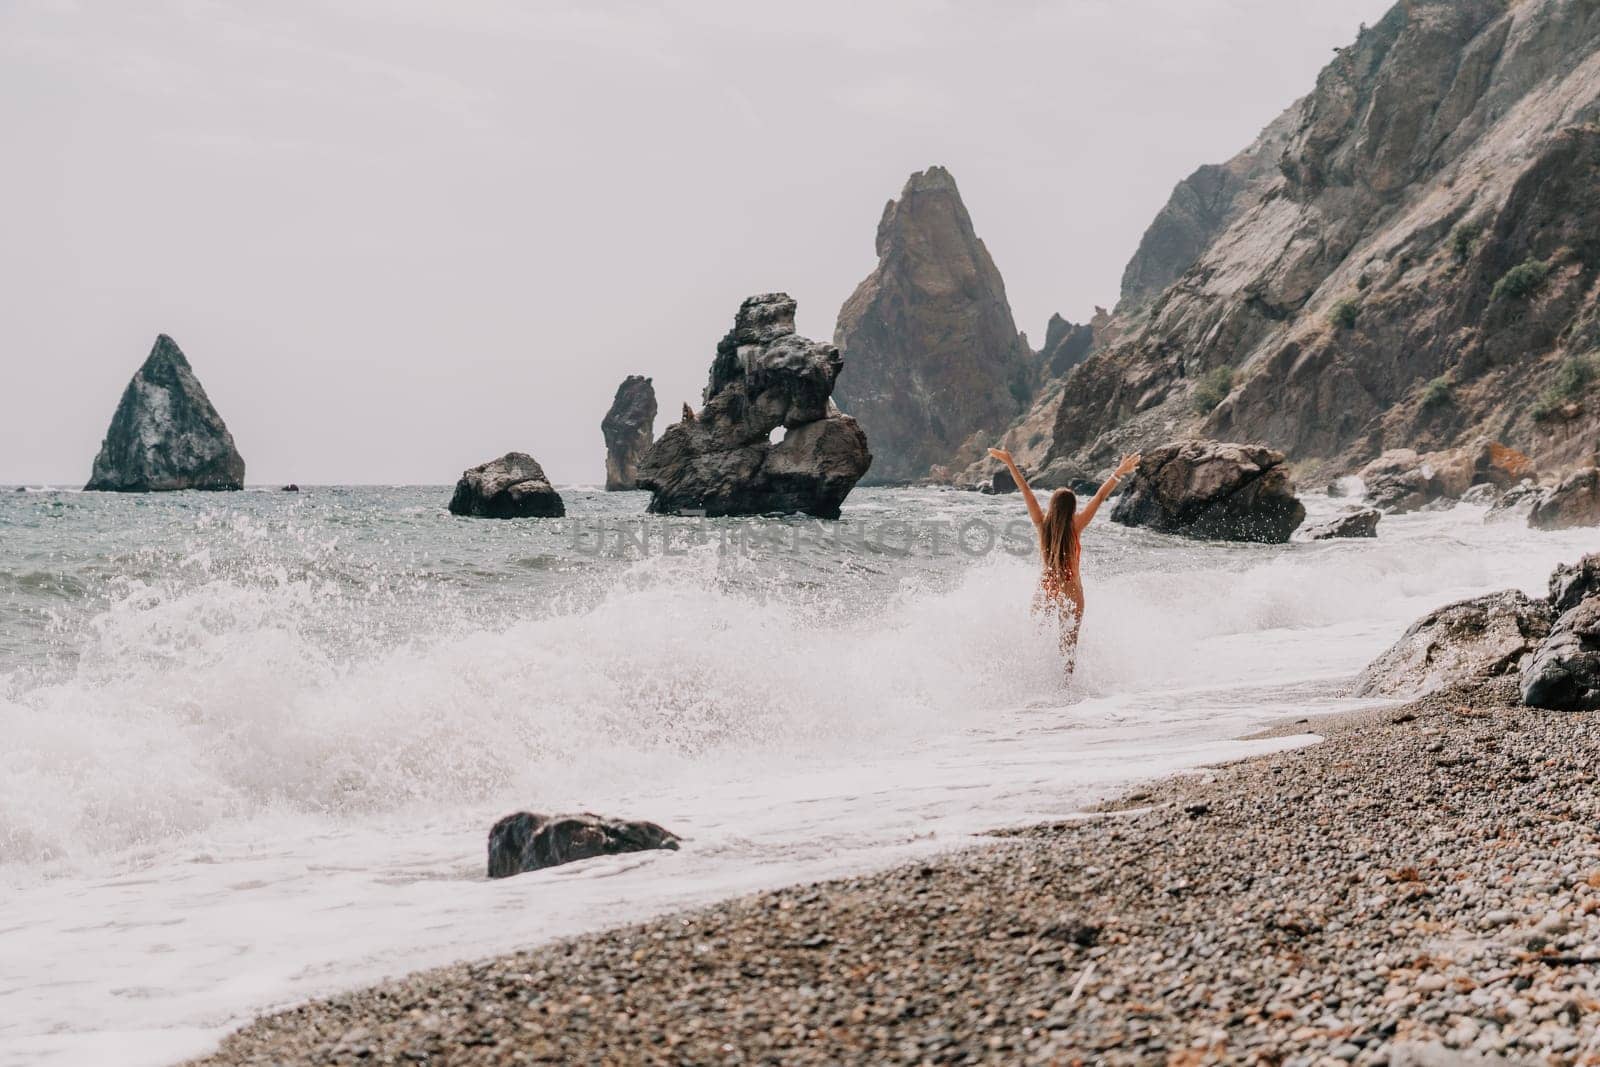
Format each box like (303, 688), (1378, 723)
(448, 452), (565, 518)
(85, 334), (246, 492)
(636, 293), (871, 518)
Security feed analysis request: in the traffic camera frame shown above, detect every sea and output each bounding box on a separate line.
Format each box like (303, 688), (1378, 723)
(2, 484), (1594, 1065)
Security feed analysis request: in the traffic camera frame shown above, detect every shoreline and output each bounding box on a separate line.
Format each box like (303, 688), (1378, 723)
(192, 680), (1600, 1065)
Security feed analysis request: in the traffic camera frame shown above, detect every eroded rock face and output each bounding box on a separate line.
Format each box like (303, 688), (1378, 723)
(1044, 1), (1600, 485)
(487, 812), (679, 879)
(1529, 468), (1600, 530)
(1354, 590), (1552, 699)
(1303, 508), (1381, 540)
(832, 166), (1035, 483)
(1109, 440), (1305, 543)
(602, 375), (657, 491)
(1361, 442), (1537, 512)
(85, 335), (245, 492)
(1116, 109), (1300, 313)
(448, 452), (565, 518)
(637, 294), (871, 517)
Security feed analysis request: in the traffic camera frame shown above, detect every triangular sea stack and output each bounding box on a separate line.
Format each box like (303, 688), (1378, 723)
(86, 334), (246, 492)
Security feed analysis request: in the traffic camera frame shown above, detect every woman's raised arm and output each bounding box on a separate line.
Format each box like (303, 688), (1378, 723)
(1075, 453), (1140, 533)
(988, 448), (1044, 530)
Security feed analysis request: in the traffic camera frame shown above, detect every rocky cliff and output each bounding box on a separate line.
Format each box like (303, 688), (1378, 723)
(85, 334), (246, 492)
(833, 166), (1036, 483)
(601, 375), (657, 490)
(1046, 0), (1600, 485)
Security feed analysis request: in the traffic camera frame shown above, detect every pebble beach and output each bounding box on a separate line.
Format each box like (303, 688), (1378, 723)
(191, 679), (1600, 1066)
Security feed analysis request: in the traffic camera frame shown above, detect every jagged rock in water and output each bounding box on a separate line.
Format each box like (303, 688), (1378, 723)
(1486, 479), (1545, 522)
(85, 335), (245, 492)
(601, 375), (657, 491)
(448, 452), (565, 518)
(1529, 468), (1600, 530)
(486, 812), (679, 879)
(637, 294), (871, 518)
(832, 166), (1034, 483)
(1354, 590), (1553, 699)
(1303, 508), (1382, 540)
(1110, 440), (1305, 543)
(280, 484), (300, 492)
(1521, 597), (1600, 710)
(1045, 1), (1600, 484)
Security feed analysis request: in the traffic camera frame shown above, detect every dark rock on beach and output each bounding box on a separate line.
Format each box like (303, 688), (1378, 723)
(1353, 590), (1552, 699)
(448, 453), (565, 519)
(1302, 507), (1381, 540)
(601, 375), (657, 491)
(486, 811), (679, 879)
(1529, 467), (1600, 530)
(637, 293), (871, 518)
(1110, 439), (1305, 543)
(85, 334), (246, 492)
(1521, 597), (1600, 710)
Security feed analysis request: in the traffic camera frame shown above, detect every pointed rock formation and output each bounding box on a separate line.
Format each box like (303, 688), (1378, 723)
(637, 293), (871, 518)
(601, 375), (657, 490)
(85, 335), (245, 492)
(833, 166), (1035, 483)
(448, 453), (565, 518)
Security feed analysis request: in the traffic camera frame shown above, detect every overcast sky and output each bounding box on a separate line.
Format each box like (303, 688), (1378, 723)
(2, 0), (1393, 486)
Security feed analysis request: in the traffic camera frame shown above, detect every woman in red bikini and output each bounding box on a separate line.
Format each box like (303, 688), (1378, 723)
(988, 447), (1140, 671)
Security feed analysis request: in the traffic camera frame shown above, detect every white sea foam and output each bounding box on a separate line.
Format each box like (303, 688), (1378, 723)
(0, 488), (1594, 1066)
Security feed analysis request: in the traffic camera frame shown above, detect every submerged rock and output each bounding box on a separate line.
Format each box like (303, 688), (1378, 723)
(1110, 440), (1305, 543)
(1529, 468), (1600, 530)
(486, 811), (680, 878)
(637, 293), (871, 518)
(448, 452), (565, 518)
(832, 166), (1034, 483)
(1486, 479), (1544, 522)
(601, 375), (657, 491)
(1354, 590), (1552, 699)
(85, 334), (246, 492)
(1303, 508), (1381, 540)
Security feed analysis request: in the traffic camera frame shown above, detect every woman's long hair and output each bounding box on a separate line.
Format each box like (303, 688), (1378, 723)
(1040, 488), (1079, 581)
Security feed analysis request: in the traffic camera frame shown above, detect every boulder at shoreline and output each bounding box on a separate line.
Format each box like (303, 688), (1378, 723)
(637, 293), (871, 518)
(1529, 467), (1600, 530)
(1354, 591), (1551, 699)
(1110, 439), (1305, 543)
(85, 334), (246, 492)
(601, 375), (657, 491)
(487, 812), (680, 878)
(1358, 553), (1600, 709)
(448, 453), (565, 518)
